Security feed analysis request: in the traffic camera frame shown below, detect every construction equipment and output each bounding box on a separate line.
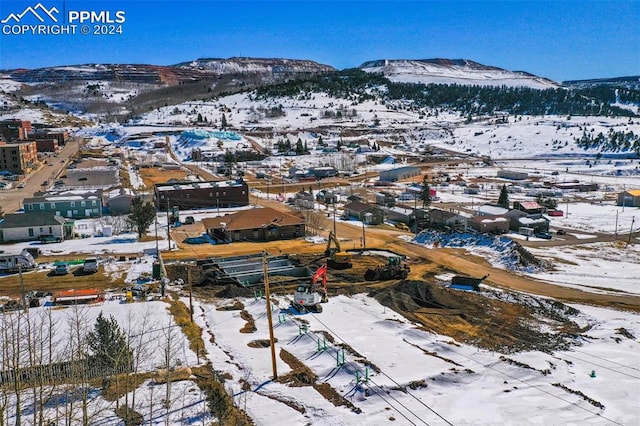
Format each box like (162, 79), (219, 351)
(364, 256), (410, 281)
(324, 231), (352, 269)
(292, 263), (328, 313)
(449, 274), (489, 291)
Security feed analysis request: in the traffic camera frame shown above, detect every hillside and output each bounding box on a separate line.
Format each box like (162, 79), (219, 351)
(360, 58), (560, 89)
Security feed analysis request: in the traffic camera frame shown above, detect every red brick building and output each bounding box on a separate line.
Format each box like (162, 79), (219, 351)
(154, 180), (249, 211)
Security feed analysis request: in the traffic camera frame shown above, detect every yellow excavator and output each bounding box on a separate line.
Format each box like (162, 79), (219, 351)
(324, 231), (352, 269)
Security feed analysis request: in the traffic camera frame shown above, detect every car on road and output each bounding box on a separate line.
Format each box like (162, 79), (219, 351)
(535, 231), (553, 240)
(184, 216), (195, 225)
(54, 263), (70, 275)
(556, 229), (567, 235)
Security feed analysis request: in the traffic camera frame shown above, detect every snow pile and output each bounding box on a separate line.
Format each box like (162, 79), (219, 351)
(413, 230), (544, 272)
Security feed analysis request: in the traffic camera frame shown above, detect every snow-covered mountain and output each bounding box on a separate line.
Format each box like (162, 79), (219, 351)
(360, 59), (560, 89)
(4, 57), (335, 85)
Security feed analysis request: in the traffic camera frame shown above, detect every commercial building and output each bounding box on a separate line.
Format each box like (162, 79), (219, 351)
(379, 166), (421, 182)
(155, 180), (249, 211)
(617, 189), (640, 207)
(0, 141), (39, 174)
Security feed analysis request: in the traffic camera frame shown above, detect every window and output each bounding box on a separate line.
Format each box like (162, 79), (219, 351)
(242, 190), (246, 195)
(91, 200), (96, 206)
(39, 203), (45, 209)
(70, 202), (75, 207)
(223, 192), (226, 196)
(81, 201), (86, 207)
(28, 204), (33, 210)
(28, 228), (34, 237)
(49, 227), (52, 233)
(50, 203), (56, 208)
(39, 227), (44, 232)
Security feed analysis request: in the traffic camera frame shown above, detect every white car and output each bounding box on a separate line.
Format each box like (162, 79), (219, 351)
(83, 258), (98, 273)
(17, 182), (26, 188)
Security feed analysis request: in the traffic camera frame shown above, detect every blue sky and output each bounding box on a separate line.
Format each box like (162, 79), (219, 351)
(0, 1), (638, 81)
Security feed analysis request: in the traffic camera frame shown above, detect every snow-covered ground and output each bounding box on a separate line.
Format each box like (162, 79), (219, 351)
(193, 293), (640, 425)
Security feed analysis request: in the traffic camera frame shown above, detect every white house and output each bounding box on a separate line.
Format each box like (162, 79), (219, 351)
(0, 213), (71, 242)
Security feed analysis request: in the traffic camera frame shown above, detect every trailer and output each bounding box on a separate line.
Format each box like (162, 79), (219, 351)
(0, 250), (37, 273)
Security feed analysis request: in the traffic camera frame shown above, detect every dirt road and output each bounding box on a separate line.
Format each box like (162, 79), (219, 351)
(253, 197), (640, 312)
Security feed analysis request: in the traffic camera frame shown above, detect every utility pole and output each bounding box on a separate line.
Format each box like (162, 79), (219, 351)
(332, 202), (337, 236)
(19, 263), (27, 313)
(362, 219), (366, 249)
(187, 266), (194, 323)
(262, 252), (278, 379)
(628, 216), (636, 246)
(166, 198), (171, 250)
(615, 210), (619, 237)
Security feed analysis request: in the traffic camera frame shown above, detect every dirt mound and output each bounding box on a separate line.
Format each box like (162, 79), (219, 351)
(370, 281), (584, 353)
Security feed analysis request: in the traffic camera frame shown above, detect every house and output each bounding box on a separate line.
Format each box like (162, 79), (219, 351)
(293, 191), (315, 209)
(616, 189), (640, 207)
(29, 130), (70, 146)
(497, 170), (528, 180)
(379, 166), (421, 182)
(469, 215), (509, 234)
(381, 205), (415, 225)
(427, 209), (468, 231)
(375, 191), (396, 207)
(310, 166), (337, 179)
(0, 141), (39, 174)
(517, 201), (544, 215)
(202, 207), (305, 242)
(0, 212), (73, 243)
(316, 190), (338, 204)
(107, 188), (135, 215)
(342, 201), (384, 225)
(504, 209), (549, 232)
(154, 180), (249, 211)
(23, 190), (103, 219)
(617, 189), (640, 207)
(32, 138), (59, 153)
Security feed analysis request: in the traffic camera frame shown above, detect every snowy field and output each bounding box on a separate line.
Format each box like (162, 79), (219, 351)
(193, 294), (640, 425)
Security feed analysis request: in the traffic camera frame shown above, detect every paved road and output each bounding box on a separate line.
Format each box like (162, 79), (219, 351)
(0, 140), (79, 214)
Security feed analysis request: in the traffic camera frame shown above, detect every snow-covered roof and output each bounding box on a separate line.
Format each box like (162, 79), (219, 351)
(155, 180), (245, 192)
(477, 205), (509, 216)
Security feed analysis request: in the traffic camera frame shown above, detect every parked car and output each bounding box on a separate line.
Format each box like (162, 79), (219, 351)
(535, 231), (553, 240)
(556, 229), (567, 235)
(17, 182), (26, 188)
(83, 257), (98, 273)
(39, 234), (62, 244)
(395, 222), (410, 231)
(184, 216), (195, 225)
(54, 263), (70, 275)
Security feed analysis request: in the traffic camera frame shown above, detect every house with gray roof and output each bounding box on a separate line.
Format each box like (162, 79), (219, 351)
(0, 213), (73, 243)
(23, 190), (103, 219)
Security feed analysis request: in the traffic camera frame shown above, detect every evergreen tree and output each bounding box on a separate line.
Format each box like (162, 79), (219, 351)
(221, 113), (228, 128)
(419, 175), (432, 208)
(86, 312), (132, 372)
(127, 198), (156, 238)
(304, 140), (308, 153)
(197, 113), (203, 122)
(296, 138), (304, 154)
(497, 184), (510, 208)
